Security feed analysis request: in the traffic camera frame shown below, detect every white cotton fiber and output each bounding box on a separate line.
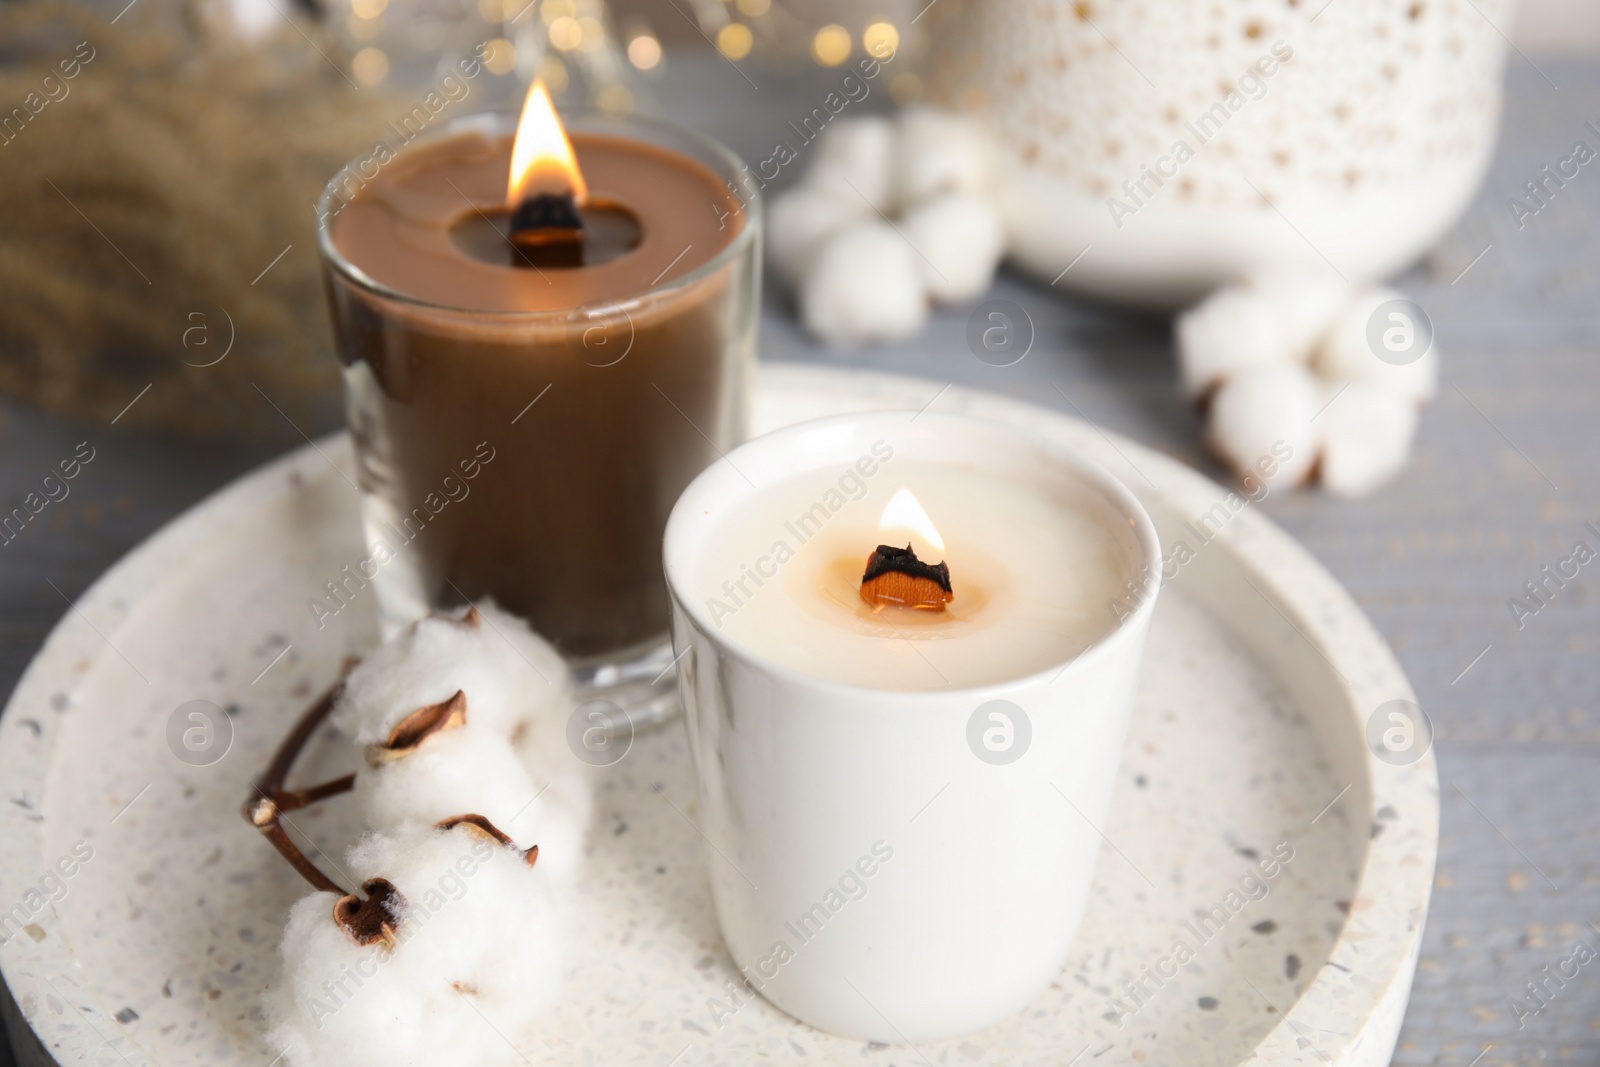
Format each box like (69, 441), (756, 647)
(1206, 364), (1323, 487)
(800, 223), (928, 345)
(268, 823), (569, 1067)
(806, 115), (897, 213)
(899, 191), (1005, 304)
(766, 184), (872, 288)
(1245, 271), (1352, 356)
(347, 823), (569, 1007)
(333, 603), (568, 744)
(355, 725), (543, 847)
(1317, 382), (1419, 497)
(1312, 287), (1439, 403)
(892, 107), (996, 207)
(1175, 286), (1298, 400)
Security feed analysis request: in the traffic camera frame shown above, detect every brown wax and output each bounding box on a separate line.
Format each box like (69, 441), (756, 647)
(327, 128), (748, 659)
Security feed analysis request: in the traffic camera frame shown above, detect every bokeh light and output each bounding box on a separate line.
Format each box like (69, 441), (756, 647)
(548, 15), (583, 50)
(812, 24), (851, 66)
(627, 34), (662, 70)
(863, 20), (898, 58)
(538, 55), (569, 92)
(352, 46), (390, 85)
(577, 15), (606, 51)
(717, 23), (753, 60)
(482, 37), (517, 75)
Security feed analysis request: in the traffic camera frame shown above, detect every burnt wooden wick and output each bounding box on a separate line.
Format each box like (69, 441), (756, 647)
(509, 191), (584, 268)
(860, 543), (954, 611)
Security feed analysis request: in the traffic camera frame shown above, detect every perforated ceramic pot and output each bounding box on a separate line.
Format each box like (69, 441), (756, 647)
(922, 0), (1513, 307)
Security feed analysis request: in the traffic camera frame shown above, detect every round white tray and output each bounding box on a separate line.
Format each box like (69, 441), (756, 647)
(0, 364), (1436, 1067)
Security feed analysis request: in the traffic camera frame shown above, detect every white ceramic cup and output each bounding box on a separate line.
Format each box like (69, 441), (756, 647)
(662, 412), (1162, 1043)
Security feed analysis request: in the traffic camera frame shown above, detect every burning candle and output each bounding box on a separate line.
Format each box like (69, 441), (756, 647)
(317, 82), (758, 685)
(690, 462), (1130, 691)
(663, 412), (1162, 1042)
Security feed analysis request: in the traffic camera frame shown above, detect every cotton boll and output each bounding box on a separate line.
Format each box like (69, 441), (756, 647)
(806, 116), (896, 213)
(334, 604), (568, 744)
(346, 823), (569, 1010)
(800, 224), (928, 345)
(333, 613), (518, 743)
(269, 824), (568, 1067)
(893, 107), (996, 207)
(472, 601), (570, 726)
(1317, 382), (1419, 497)
(356, 726), (545, 847)
(509, 720), (593, 882)
(1246, 272), (1352, 356)
(766, 184), (872, 288)
(899, 191), (1005, 304)
(267, 887), (519, 1067)
(1312, 287), (1439, 403)
(1206, 364), (1323, 488)
(1175, 287), (1297, 400)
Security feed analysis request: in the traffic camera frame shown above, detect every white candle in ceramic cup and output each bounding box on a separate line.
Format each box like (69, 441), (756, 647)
(697, 456), (1131, 690)
(663, 412), (1162, 1044)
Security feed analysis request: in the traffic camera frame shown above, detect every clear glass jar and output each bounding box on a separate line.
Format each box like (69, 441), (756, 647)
(316, 111), (760, 719)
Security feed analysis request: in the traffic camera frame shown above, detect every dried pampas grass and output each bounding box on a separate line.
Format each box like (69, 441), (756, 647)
(0, 0), (403, 440)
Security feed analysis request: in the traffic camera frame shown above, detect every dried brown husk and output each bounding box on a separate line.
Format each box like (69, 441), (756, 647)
(436, 813), (540, 867)
(370, 690), (468, 762)
(333, 877), (406, 948)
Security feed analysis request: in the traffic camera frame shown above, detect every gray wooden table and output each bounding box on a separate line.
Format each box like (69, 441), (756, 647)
(2, 53), (1596, 1067)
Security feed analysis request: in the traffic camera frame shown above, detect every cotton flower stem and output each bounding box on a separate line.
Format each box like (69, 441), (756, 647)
(244, 677), (358, 895)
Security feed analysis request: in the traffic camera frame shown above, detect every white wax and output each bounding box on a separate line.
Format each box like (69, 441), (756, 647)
(693, 457), (1132, 690)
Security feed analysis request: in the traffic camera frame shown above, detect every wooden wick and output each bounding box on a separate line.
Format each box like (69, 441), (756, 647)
(860, 543), (954, 611)
(509, 192), (584, 268)
(243, 678), (356, 895)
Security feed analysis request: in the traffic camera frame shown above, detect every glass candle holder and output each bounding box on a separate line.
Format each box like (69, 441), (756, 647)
(316, 111), (759, 721)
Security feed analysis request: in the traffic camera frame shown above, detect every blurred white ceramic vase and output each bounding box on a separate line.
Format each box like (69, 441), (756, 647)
(920, 0), (1514, 307)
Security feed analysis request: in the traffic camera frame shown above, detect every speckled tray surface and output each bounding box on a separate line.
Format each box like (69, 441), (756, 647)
(0, 364), (1437, 1067)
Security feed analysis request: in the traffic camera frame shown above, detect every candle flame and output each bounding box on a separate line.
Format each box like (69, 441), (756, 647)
(878, 488), (945, 553)
(507, 80), (588, 207)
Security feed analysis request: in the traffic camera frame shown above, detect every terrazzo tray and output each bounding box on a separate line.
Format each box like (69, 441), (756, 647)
(0, 364), (1438, 1067)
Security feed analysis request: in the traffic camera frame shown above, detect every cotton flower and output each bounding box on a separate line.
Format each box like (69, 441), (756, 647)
(1207, 364), (1323, 488)
(1317, 382), (1419, 497)
(800, 222), (928, 345)
(354, 718), (547, 852)
(900, 191), (1005, 304)
(267, 820), (568, 1067)
(332, 602), (568, 744)
(766, 184), (871, 289)
(1245, 271), (1351, 357)
(892, 107), (996, 206)
(1175, 286), (1299, 400)
(765, 107), (1007, 344)
(1312, 286), (1439, 404)
(806, 115), (896, 212)
(1179, 277), (1439, 497)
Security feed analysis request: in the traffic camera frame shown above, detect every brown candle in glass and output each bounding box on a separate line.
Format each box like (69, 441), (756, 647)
(321, 107), (755, 661)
